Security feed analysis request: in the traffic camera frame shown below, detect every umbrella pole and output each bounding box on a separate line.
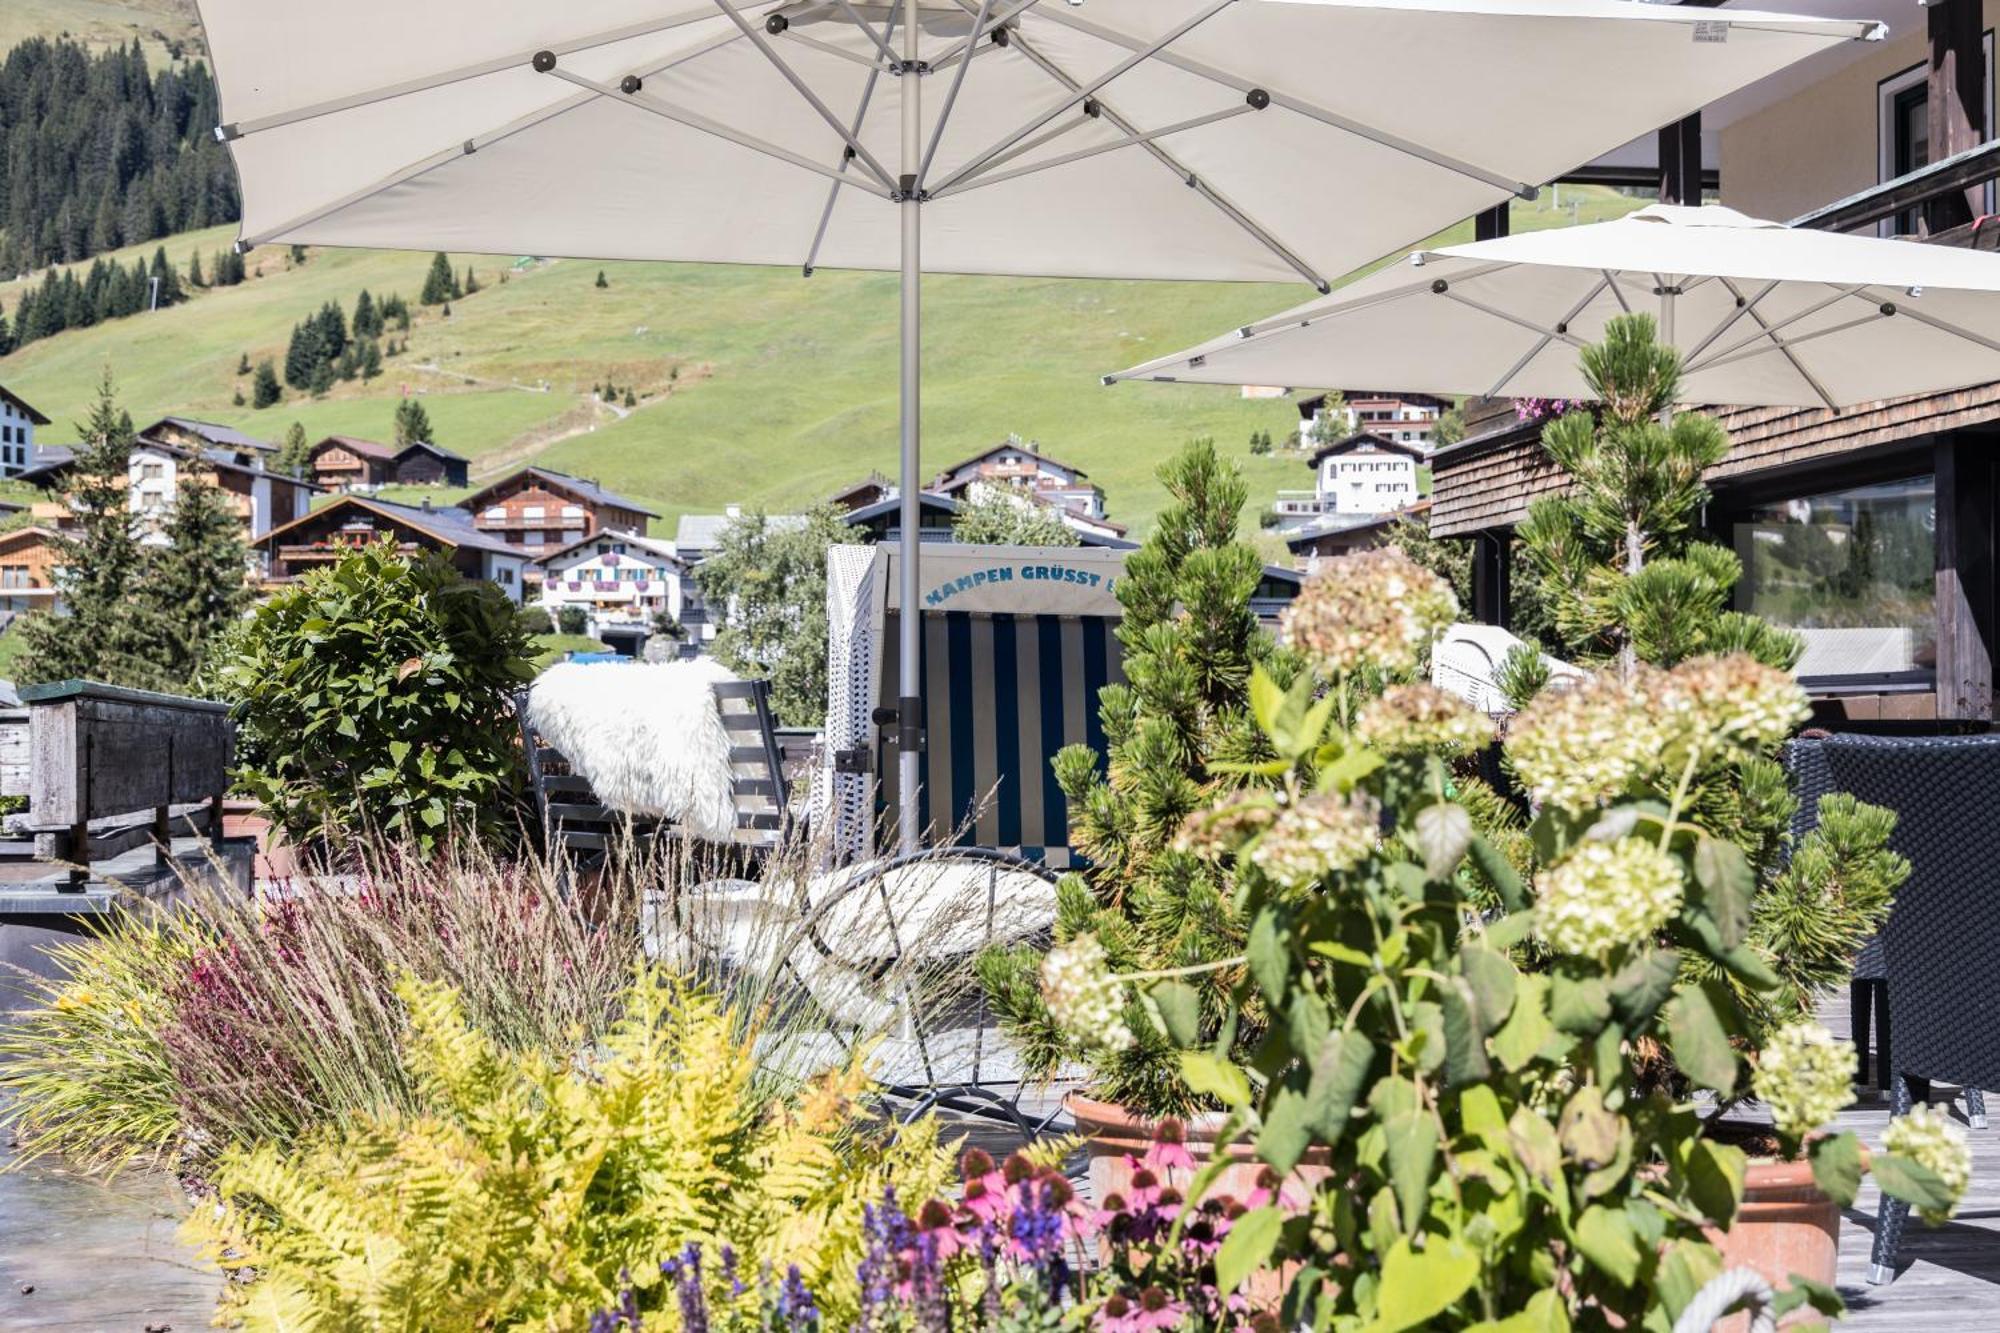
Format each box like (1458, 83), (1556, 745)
(896, 0), (923, 854)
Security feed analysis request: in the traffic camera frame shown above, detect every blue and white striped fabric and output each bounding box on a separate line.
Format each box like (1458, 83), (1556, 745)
(879, 611), (1125, 866)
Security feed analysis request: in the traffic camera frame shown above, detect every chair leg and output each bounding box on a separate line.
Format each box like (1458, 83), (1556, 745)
(1851, 978), (1873, 1086)
(1874, 981), (1892, 1091)
(1869, 1071), (1918, 1286)
(1968, 1087), (1989, 1131)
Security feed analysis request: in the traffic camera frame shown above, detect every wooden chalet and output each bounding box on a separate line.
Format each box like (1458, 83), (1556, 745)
(255, 495), (528, 600)
(308, 436), (471, 491)
(461, 467), (659, 559)
(1432, 0), (2000, 726)
(0, 525), (62, 616)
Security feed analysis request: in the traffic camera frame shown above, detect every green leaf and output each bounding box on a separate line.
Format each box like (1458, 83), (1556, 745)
(1808, 1132), (1865, 1208)
(1304, 1029), (1374, 1142)
(1439, 976), (1491, 1085)
(1665, 981), (1739, 1095)
(1249, 666), (1284, 738)
(1247, 907), (1289, 1003)
(1683, 1138), (1747, 1227)
(1507, 1106), (1562, 1190)
(1383, 1110), (1439, 1231)
(1693, 836), (1755, 950)
(1257, 1086), (1312, 1175)
(1550, 971), (1612, 1036)
(1319, 746), (1385, 794)
(1414, 802), (1474, 879)
(1465, 1289), (1571, 1333)
(1180, 1052), (1251, 1110)
(1372, 1237), (1478, 1333)
(1214, 1204), (1284, 1295)
(1607, 948), (1679, 1029)
(1461, 944), (1518, 1034)
(1771, 1277), (1844, 1320)
(1573, 1205), (1641, 1285)
(1558, 1086), (1621, 1170)
(1655, 1238), (1723, 1323)
(1469, 837), (1529, 912)
(1873, 1153), (1956, 1217)
(1309, 940), (1374, 969)
(1492, 973), (1556, 1073)
(1144, 980), (1201, 1048)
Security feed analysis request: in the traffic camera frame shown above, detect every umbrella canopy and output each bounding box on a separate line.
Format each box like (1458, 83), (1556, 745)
(196, 1), (1876, 849)
(1107, 203), (2000, 409)
(203, 2), (1874, 281)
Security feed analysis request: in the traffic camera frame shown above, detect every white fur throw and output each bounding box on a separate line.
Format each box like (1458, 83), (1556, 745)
(528, 658), (740, 839)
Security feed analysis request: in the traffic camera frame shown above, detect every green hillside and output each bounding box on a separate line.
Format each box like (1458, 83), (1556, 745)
(0, 0), (198, 60)
(0, 187), (1643, 538)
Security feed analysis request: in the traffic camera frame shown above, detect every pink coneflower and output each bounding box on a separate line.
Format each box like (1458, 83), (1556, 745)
(1125, 1165), (1162, 1209)
(961, 1173), (1006, 1223)
(1242, 1166), (1301, 1212)
(916, 1198), (966, 1260)
(1146, 1118), (1197, 1174)
(1135, 1285), (1185, 1331)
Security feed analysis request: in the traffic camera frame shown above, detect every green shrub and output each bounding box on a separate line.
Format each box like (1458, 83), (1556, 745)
(216, 539), (536, 851)
(556, 603), (589, 637)
(187, 967), (953, 1331)
(515, 604), (554, 636)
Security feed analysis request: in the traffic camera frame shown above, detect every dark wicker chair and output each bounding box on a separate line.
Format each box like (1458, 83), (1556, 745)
(1797, 733), (2000, 1284)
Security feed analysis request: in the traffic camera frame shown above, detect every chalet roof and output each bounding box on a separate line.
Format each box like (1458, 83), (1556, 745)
(0, 523), (60, 552)
(534, 529), (686, 570)
(134, 436), (327, 490)
(258, 495), (520, 559)
(674, 510), (809, 552)
(462, 467), (660, 518)
(827, 471), (894, 506)
(396, 439), (467, 463)
(1306, 430), (1429, 467)
(934, 439), (1090, 484)
(15, 444), (75, 485)
(0, 384), (50, 426)
(310, 434), (399, 462)
(1282, 500), (1430, 551)
(143, 416), (276, 452)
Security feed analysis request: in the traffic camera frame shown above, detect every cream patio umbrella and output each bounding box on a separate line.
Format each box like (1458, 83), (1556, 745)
(1105, 202), (2000, 410)
(194, 0), (1878, 850)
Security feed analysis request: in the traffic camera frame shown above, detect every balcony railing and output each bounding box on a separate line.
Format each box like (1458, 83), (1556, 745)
(1791, 137), (2000, 241)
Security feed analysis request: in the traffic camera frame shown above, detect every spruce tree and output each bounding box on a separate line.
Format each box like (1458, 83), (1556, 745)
(308, 358), (336, 396)
(394, 397), (434, 447)
(595, 269), (609, 289)
(16, 374), (172, 690)
(237, 351), (251, 376)
(146, 455), (251, 685)
(187, 249), (205, 288)
(0, 307), (11, 358)
(352, 289), (379, 338)
(420, 252), (459, 305)
(276, 421), (313, 477)
(463, 266), (479, 294)
(148, 246), (182, 306)
(315, 300), (349, 361)
(251, 359), (282, 408)
(361, 339), (384, 380)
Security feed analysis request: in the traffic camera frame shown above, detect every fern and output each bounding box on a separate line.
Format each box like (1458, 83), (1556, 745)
(187, 966), (951, 1331)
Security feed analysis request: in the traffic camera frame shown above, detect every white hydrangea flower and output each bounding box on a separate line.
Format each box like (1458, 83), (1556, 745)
(1040, 933), (1134, 1052)
(1882, 1104), (1973, 1225)
(1249, 792), (1380, 888)
(1505, 669), (1670, 813)
(1651, 654), (1812, 764)
(1754, 1022), (1855, 1140)
(1280, 548), (1457, 679)
(1354, 683), (1494, 756)
(1535, 837), (1684, 958)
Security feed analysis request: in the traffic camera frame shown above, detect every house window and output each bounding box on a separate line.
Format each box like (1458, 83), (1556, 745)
(522, 505), (546, 519)
(1878, 43), (1995, 235)
(485, 506), (507, 520)
(1730, 474), (1936, 684)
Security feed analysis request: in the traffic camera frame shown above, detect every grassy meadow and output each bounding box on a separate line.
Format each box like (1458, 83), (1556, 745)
(0, 188), (1644, 539)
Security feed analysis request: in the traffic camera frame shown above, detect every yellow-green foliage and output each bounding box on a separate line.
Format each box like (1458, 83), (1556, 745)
(0, 912), (199, 1173)
(187, 966), (953, 1331)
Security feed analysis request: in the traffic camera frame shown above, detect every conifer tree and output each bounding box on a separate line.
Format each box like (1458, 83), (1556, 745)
(187, 248), (205, 288)
(251, 359), (282, 408)
(237, 351), (251, 376)
(463, 266), (479, 294)
(0, 307), (11, 358)
(420, 252), (460, 305)
(595, 269), (609, 289)
(352, 289), (379, 338)
(276, 421), (313, 478)
(148, 247), (182, 306)
(308, 358), (336, 396)
(17, 374), (173, 690)
(315, 301), (349, 361)
(394, 397), (434, 447)
(146, 455), (251, 684)
(361, 339), (384, 381)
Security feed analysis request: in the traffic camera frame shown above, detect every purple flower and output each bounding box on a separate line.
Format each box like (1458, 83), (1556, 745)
(775, 1264), (819, 1330)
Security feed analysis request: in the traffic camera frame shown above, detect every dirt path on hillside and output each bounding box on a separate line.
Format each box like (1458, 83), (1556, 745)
(464, 368), (710, 483)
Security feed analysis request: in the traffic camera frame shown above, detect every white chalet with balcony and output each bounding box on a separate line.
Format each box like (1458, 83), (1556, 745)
(535, 531), (689, 652)
(0, 386), (48, 479)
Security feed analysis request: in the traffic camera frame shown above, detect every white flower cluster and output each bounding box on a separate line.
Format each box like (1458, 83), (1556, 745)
(1535, 837), (1684, 958)
(1280, 548), (1458, 679)
(1754, 1022), (1856, 1140)
(1249, 792), (1380, 888)
(1882, 1104), (1973, 1225)
(1173, 796), (1277, 861)
(1506, 654), (1812, 813)
(1040, 933), (1134, 1052)
(1355, 683), (1495, 756)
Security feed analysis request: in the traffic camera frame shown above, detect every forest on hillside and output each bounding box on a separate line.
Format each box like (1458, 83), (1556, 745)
(0, 35), (237, 275)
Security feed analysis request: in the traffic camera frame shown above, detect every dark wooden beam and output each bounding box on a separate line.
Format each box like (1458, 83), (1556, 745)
(1471, 529), (1511, 627)
(1928, 0), (1986, 232)
(1934, 433), (1995, 721)
(1658, 113), (1703, 206)
(1791, 137), (2000, 233)
(1474, 203), (1509, 242)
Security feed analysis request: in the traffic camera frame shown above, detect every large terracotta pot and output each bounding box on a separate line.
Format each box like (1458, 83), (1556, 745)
(1704, 1160), (1842, 1331)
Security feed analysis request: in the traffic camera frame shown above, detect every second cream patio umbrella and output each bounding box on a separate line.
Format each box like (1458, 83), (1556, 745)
(1105, 202), (2000, 410)
(194, 0), (1877, 849)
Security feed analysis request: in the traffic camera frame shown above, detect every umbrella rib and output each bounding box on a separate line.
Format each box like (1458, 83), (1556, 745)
(710, 0), (898, 192)
(1681, 278), (1781, 365)
(930, 104), (1256, 198)
(235, 91), (600, 246)
(992, 20), (1327, 290)
(1436, 290), (1586, 349)
(777, 27), (888, 73)
(548, 68), (893, 198)
(1229, 259), (1521, 339)
(221, 5), (723, 139)
(1682, 286), (1864, 374)
(830, 0), (903, 68)
(805, 13), (899, 274)
(1847, 286), (2000, 356)
(931, 0), (1043, 72)
(1028, 5), (1532, 198)
(927, 0), (1240, 197)
(1687, 311), (1876, 410)
(1601, 270), (1633, 314)
(1483, 275), (1613, 399)
(920, 0), (1000, 188)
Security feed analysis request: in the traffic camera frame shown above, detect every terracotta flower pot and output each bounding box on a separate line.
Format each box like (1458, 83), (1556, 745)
(1704, 1159), (1842, 1331)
